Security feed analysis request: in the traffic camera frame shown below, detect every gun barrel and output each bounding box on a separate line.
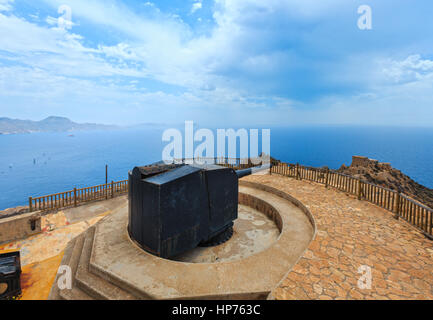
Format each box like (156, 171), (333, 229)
(235, 168), (252, 179)
(235, 163), (271, 179)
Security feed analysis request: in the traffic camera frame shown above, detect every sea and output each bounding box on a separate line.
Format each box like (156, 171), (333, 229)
(1, 126), (433, 210)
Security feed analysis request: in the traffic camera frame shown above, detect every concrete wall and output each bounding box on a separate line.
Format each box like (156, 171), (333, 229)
(0, 211), (41, 244)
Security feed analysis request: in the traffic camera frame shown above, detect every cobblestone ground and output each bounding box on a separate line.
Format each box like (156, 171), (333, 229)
(244, 174), (433, 300)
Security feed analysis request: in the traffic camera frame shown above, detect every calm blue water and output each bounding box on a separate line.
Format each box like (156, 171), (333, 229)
(1, 126), (432, 210)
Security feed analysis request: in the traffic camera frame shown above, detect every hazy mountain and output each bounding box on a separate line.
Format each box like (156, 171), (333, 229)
(0, 116), (117, 134)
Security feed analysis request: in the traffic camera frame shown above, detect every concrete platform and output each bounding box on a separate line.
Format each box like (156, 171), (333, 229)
(172, 204), (280, 263)
(64, 196), (127, 224)
(49, 181), (315, 300)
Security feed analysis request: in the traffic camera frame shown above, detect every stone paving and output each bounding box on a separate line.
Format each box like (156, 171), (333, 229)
(244, 174), (433, 300)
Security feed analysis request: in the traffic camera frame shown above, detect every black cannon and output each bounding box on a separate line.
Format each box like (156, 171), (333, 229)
(128, 162), (269, 259)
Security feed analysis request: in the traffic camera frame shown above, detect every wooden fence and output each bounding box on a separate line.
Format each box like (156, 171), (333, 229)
(29, 180), (128, 212)
(28, 159), (431, 240)
(271, 162), (433, 239)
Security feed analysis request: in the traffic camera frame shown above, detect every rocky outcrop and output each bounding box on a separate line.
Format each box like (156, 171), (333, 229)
(0, 206), (29, 220)
(339, 156), (433, 209)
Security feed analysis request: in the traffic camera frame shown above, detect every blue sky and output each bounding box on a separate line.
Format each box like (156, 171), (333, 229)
(0, 0), (433, 126)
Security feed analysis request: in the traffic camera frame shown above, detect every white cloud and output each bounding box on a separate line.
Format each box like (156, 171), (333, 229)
(296, 54), (433, 126)
(382, 55), (433, 84)
(98, 43), (138, 61)
(28, 0), (354, 95)
(45, 15), (58, 25)
(191, 1), (202, 14)
(0, 0), (14, 12)
(1, 0), (433, 126)
(0, 2), (282, 124)
(45, 15), (76, 28)
(0, 12), (149, 79)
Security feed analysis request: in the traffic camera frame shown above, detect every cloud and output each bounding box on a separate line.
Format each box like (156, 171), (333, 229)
(1, 0), (433, 126)
(45, 15), (77, 28)
(31, 0), (358, 97)
(382, 55), (433, 84)
(45, 15), (58, 25)
(191, 1), (202, 14)
(0, 11), (149, 79)
(0, 0), (13, 12)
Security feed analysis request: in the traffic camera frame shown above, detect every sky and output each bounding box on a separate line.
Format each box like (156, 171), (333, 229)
(0, 0), (433, 127)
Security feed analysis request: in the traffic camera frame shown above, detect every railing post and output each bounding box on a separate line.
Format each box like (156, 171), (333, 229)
(325, 169), (329, 188)
(29, 197), (33, 212)
(357, 179), (362, 200)
(111, 181), (114, 198)
(297, 163), (299, 179)
(74, 188), (77, 207)
(394, 192), (400, 220)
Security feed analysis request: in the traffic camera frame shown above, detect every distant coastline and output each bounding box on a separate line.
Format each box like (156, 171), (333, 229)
(0, 116), (117, 135)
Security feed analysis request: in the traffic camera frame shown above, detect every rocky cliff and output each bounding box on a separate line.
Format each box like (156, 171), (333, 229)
(338, 156), (433, 209)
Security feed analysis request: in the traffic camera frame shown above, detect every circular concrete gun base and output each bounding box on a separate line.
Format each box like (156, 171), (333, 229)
(172, 204), (280, 264)
(49, 181), (315, 300)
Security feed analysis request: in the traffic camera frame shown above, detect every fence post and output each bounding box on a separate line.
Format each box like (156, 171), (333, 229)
(74, 188), (77, 207)
(298, 163), (302, 180)
(325, 169), (329, 188)
(394, 192), (400, 220)
(296, 163), (299, 180)
(357, 179), (362, 200)
(29, 197), (33, 212)
(111, 181), (114, 198)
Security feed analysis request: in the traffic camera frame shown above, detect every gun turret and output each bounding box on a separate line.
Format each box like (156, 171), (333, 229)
(128, 162), (269, 259)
